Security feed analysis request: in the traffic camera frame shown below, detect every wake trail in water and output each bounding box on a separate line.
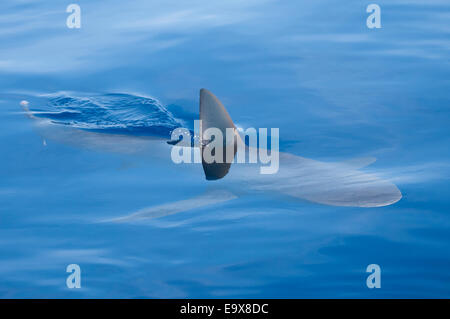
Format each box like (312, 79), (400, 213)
(26, 92), (194, 139)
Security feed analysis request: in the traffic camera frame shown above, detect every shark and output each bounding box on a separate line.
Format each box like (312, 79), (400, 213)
(19, 89), (402, 221)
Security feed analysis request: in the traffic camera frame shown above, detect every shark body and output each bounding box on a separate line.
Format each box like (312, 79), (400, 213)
(20, 89), (402, 220)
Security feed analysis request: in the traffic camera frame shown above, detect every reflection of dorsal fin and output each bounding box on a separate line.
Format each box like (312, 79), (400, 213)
(200, 89), (237, 180)
(341, 156), (376, 169)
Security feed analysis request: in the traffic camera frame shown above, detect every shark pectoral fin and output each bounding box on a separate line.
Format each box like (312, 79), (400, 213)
(103, 190), (237, 223)
(341, 156), (377, 169)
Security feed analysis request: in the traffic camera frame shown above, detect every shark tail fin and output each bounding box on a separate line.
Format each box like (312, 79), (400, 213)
(199, 89), (239, 180)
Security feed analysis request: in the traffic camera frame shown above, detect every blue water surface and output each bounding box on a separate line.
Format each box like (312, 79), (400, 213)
(0, 0), (449, 298)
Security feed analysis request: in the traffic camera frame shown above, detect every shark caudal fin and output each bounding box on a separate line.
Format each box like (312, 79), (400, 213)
(200, 89), (239, 180)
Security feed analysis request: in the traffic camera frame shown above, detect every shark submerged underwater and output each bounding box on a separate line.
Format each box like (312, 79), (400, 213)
(19, 89), (402, 220)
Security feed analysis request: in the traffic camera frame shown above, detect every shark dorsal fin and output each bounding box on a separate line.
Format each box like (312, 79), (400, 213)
(199, 89), (237, 180)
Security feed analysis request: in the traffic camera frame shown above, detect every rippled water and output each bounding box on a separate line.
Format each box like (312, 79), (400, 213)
(0, 0), (449, 298)
(29, 92), (185, 136)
